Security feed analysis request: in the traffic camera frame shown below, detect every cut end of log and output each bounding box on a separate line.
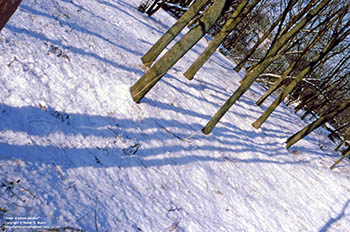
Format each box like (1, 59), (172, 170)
(285, 142), (292, 149)
(129, 86), (142, 104)
(183, 71), (194, 81)
(139, 63), (150, 72)
(251, 121), (261, 129)
(233, 66), (241, 72)
(256, 99), (263, 106)
(286, 135), (298, 149)
(201, 127), (212, 135)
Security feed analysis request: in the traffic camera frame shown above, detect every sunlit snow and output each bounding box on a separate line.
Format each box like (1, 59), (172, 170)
(0, 0), (350, 231)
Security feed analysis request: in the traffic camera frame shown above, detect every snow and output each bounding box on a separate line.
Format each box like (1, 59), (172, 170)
(1, 0), (350, 231)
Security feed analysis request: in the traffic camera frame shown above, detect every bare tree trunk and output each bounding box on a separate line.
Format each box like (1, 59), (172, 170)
(252, 9), (350, 129)
(255, 71), (291, 107)
(141, 0), (209, 67)
(240, 0), (320, 76)
(234, 0), (299, 72)
(294, 93), (314, 113)
(131, 0), (227, 103)
(301, 77), (349, 120)
(329, 122), (350, 139)
(202, 0), (330, 135)
(255, 10), (339, 107)
(0, 0), (22, 32)
(295, 50), (350, 113)
(300, 107), (314, 120)
(253, 66), (315, 129)
(234, 13), (284, 72)
(286, 100), (350, 148)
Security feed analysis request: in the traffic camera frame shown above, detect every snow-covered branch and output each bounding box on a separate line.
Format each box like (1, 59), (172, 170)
(162, 2), (189, 12)
(258, 73), (295, 79)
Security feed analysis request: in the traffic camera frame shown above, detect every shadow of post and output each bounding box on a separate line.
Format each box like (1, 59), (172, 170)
(319, 200), (350, 232)
(0, 103), (310, 171)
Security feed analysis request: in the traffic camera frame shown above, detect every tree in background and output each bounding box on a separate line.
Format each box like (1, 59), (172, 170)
(202, 0), (331, 134)
(234, 0), (301, 72)
(252, 6), (349, 129)
(294, 50), (350, 114)
(255, 7), (342, 107)
(287, 100), (350, 148)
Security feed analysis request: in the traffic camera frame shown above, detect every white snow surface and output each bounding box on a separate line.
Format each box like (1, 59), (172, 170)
(1, 0), (350, 231)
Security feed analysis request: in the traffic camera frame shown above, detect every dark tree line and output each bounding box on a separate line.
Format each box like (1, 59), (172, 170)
(138, 0), (196, 17)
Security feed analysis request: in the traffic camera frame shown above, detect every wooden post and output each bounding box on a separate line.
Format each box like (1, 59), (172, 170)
(141, 0), (210, 67)
(0, 0), (22, 32)
(183, 0), (255, 80)
(330, 147), (350, 170)
(202, 0), (331, 135)
(130, 0), (227, 103)
(286, 100), (350, 148)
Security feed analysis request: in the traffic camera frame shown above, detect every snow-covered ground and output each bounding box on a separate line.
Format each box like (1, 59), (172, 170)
(1, 0), (350, 231)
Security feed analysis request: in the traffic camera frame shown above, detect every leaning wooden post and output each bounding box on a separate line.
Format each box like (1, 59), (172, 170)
(183, 0), (257, 80)
(330, 147), (350, 170)
(234, 0), (300, 72)
(202, 0), (331, 135)
(286, 100), (350, 148)
(141, 0), (210, 67)
(252, 10), (349, 130)
(335, 139), (346, 152)
(130, 0), (227, 103)
(0, 0), (22, 32)
(255, 11), (338, 107)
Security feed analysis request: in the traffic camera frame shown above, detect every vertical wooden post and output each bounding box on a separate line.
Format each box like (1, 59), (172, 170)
(0, 0), (22, 32)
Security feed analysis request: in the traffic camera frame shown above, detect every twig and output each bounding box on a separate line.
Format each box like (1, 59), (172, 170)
(183, 130), (201, 141)
(166, 218), (181, 231)
(95, 196), (99, 232)
(7, 56), (19, 67)
(155, 122), (191, 143)
(1, 179), (26, 203)
(107, 126), (119, 136)
(0, 174), (36, 199)
(18, 185), (36, 199)
(77, 212), (88, 223)
(0, 195), (25, 208)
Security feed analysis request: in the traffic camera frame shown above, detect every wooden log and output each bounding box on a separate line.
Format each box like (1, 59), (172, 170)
(330, 147), (350, 170)
(0, 0), (22, 32)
